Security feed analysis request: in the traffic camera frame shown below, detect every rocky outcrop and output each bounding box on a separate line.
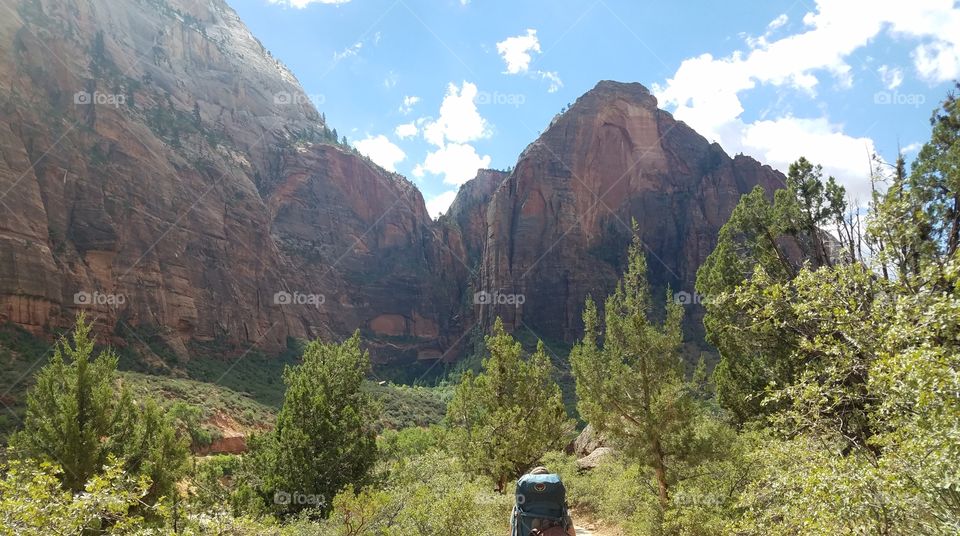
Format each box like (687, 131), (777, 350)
(477, 81), (785, 350)
(444, 169), (507, 265)
(0, 1), (785, 368)
(0, 0), (464, 362)
(569, 424), (609, 457)
(195, 435), (246, 456)
(576, 446), (614, 471)
(567, 425), (613, 470)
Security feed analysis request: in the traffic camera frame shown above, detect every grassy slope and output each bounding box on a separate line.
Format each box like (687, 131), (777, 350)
(0, 325), (56, 441)
(0, 323), (452, 443)
(363, 381), (452, 431)
(121, 371), (277, 436)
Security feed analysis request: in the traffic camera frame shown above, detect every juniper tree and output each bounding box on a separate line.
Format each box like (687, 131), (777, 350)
(446, 318), (570, 492)
(571, 230), (708, 508)
(248, 331), (378, 518)
(11, 314), (187, 505)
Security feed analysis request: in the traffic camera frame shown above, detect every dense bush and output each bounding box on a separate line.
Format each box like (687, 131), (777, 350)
(9, 315), (188, 506)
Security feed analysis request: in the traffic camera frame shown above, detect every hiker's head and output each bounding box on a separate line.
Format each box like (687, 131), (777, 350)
(528, 466), (550, 475)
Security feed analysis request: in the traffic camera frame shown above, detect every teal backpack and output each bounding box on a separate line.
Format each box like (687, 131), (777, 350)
(510, 473), (569, 536)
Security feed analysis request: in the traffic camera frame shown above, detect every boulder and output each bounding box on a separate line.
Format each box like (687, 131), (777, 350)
(576, 447), (615, 471)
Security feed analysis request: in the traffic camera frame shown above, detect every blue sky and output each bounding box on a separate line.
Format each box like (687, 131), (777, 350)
(228, 0), (960, 216)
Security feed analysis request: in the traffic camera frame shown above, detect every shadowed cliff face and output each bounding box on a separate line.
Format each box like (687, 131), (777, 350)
(476, 81), (785, 349)
(0, 0), (462, 362)
(0, 0), (783, 367)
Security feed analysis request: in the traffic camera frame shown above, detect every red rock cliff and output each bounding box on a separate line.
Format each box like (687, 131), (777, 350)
(0, 0), (461, 362)
(0, 1), (784, 366)
(476, 81), (785, 347)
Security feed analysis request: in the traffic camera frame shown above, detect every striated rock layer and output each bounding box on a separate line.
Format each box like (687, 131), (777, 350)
(0, 0), (463, 362)
(0, 0), (784, 367)
(476, 81), (784, 349)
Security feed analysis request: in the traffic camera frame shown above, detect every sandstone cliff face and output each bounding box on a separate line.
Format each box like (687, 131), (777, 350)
(264, 143), (468, 363)
(477, 81), (785, 347)
(0, 0), (459, 361)
(0, 0), (785, 368)
(444, 169), (507, 266)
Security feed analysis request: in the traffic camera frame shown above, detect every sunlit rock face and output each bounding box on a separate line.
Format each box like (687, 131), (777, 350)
(478, 81), (784, 350)
(0, 0), (782, 365)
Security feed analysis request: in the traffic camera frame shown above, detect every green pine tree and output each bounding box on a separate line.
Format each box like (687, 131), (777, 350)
(695, 156), (851, 422)
(446, 318), (571, 492)
(249, 331), (377, 518)
(571, 227), (706, 508)
(10, 314), (188, 505)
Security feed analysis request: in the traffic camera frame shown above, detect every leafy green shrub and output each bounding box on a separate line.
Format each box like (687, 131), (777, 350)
(447, 319), (571, 491)
(0, 456), (153, 535)
(377, 425), (446, 463)
(319, 451), (512, 535)
(363, 382), (451, 431)
(169, 401), (214, 447)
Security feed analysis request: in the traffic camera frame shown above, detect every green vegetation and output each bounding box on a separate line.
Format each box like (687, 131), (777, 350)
(446, 319), (572, 491)
(244, 331), (378, 518)
(0, 457), (156, 535)
(363, 381), (451, 431)
(8, 315), (188, 506)
(572, 228), (724, 509)
(1, 87), (958, 536)
(121, 371), (277, 448)
(0, 324), (56, 441)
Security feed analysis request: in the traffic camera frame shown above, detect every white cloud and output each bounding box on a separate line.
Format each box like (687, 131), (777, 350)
(540, 71), (563, 93)
(422, 82), (490, 146)
(425, 190), (459, 218)
(745, 13), (790, 49)
(332, 41), (362, 63)
(495, 29), (564, 92)
(384, 71), (398, 89)
(353, 135), (406, 172)
(496, 29), (541, 74)
(421, 143), (491, 186)
(268, 0), (350, 7)
(331, 31), (384, 66)
(914, 41), (960, 82)
(395, 122), (418, 139)
(768, 14), (789, 31)
(877, 65), (904, 89)
(654, 0), (960, 199)
(408, 82), (493, 185)
(902, 142), (924, 154)
(399, 95), (420, 114)
(740, 117), (877, 199)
